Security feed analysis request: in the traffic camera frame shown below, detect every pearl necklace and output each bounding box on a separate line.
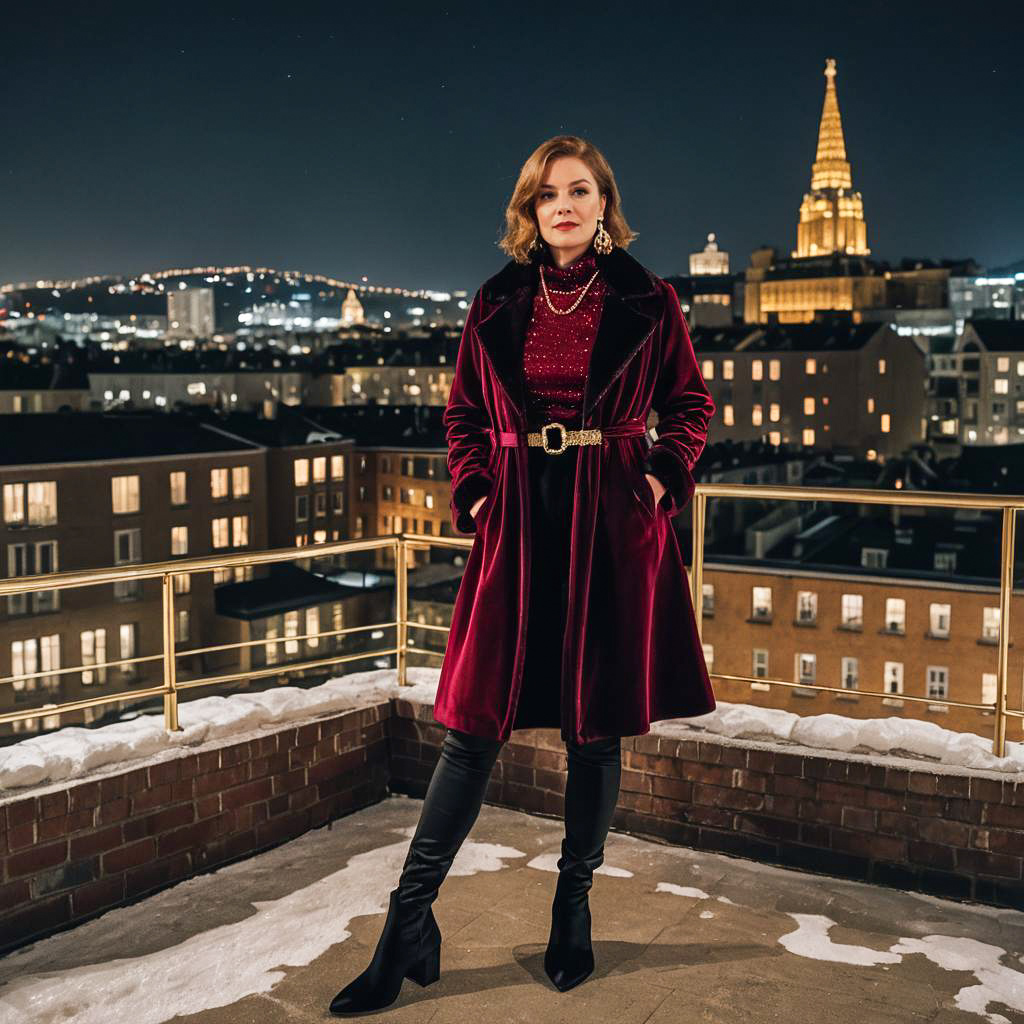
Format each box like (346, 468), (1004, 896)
(539, 264), (601, 315)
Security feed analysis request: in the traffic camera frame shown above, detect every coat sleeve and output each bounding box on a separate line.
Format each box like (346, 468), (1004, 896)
(443, 288), (495, 534)
(642, 281), (715, 518)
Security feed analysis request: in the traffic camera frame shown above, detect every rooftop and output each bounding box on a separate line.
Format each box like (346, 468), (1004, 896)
(1, 792), (1020, 1022)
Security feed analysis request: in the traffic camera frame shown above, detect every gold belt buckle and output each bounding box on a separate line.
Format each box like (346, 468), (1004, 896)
(541, 420), (568, 454)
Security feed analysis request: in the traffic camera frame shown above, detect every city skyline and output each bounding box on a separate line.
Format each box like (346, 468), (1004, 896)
(3, 2), (1021, 291)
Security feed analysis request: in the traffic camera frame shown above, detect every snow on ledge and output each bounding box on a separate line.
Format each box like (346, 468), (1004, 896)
(0, 667), (1022, 797)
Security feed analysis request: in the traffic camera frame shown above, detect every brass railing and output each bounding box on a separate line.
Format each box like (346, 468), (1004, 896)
(690, 483), (1023, 758)
(0, 484), (1021, 756)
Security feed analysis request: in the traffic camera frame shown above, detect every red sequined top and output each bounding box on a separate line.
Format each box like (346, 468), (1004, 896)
(522, 246), (606, 426)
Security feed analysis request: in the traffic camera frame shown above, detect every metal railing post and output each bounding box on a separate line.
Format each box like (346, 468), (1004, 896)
(396, 536), (408, 686)
(161, 572), (180, 731)
(691, 490), (707, 643)
(994, 507), (1016, 759)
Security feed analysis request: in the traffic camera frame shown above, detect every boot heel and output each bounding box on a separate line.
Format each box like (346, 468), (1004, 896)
(405, 944), (440, 987)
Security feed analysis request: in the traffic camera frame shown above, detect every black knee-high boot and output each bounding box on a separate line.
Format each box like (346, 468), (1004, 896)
(329, 728), (503, 1016)
(544, 735), (622, 992)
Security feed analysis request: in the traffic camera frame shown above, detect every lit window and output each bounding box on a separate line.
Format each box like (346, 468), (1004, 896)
(80, 628), (107, 685)
(752, 649), (768, 678)
(884, 661), (903, 694)
(878, 358), (886, 374)
(306, 606), (320, 648)
(723, 360), (734, 380)
(331, 454), (344, 479)
(881, 413), (891, 432)
(842, 656), (859, 689)
(805, 357), (816, 375)
(982, 607), (1000, 641)
(170, 471), (187, 506)
(796, 590), (817, 623)
(171, 525), (188, 556)
(769, 403), (780, 421)
(802, 428), (815, 445)
(841, 593), (863, 627)
(804, 396), (815, 415)
(926, 665), (948, 699)
(752, 360), (763, 381)
(212, 517), (229, 549)
(795, 652), (816, 683)
(294, 458), (309, 487)
(768, 359), (780, 380)
(701, 359), (714, 379)
(981, 673), (997, 705)
(723, 404), (734, 425)
(232, 515), (249, 547)
(232, 465), (250, 498)
(885, 598), (905, 632)
(752, 586), (772, 620)
(313, 457), (327, 483)
(111, 475), (140, 514)
(867, 397), (874, 413)
(752, 404), (763, 425)
(210, 468), (229, 500)
(994, 378), (1009, 394)
(3, 483), (25, 525)
(929, 603), (951, 637)
(285, 610), (300, 654)
(997, 357), (1010, 372)
(120, 623), (137, 679)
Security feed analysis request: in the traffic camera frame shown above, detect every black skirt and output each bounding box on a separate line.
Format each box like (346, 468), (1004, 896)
(511, 440), (577, 732)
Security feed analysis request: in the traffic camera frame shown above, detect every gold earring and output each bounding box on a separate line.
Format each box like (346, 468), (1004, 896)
(593, 215), (613, 254)
(528, 232), (544, 254)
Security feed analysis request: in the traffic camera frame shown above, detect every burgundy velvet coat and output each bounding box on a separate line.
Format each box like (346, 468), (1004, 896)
(434, 244), (717, 744)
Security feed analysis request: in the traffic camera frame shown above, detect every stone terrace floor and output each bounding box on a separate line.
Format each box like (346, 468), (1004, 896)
(1, 795), (1023, 1024)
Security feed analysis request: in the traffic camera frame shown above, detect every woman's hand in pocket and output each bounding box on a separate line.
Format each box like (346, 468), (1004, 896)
(469, 494), (487, 520)
(644, 473), (665, 508)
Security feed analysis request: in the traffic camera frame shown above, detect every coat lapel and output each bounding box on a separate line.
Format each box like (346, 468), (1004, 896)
(475, 245), (662, 421)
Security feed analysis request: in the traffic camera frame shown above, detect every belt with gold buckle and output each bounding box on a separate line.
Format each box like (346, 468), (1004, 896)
(489, 416), (648, 454)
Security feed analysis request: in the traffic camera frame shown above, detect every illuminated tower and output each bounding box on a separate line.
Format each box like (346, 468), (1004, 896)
(793, 58), (870, 258)
(690, 232), (730, 275)
(341, 287), (364, 326)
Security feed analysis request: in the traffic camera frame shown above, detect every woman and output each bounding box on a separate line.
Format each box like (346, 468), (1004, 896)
(329, 135), (715, 1016)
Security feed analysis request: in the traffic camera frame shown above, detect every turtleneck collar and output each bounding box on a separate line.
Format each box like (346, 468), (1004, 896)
(537, 243), (599, 288)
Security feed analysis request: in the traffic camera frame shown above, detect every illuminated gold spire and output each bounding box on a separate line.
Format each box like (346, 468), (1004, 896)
(793, 58), (870, 258)
(811, 58), (852, 190)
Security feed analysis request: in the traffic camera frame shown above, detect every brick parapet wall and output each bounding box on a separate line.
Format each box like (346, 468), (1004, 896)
(2, 695), (1022, 955)
(0, 703), (390, 954)
(388, 699), (1024, 909)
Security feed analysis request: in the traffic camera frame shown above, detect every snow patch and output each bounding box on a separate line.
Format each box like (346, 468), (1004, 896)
(780, 914), (1024, 1023)
(0, 830), (524, 1024)
(2, 668), (1022, 798)
(526, 852), (633, 877)
(652, 702), (1024, 776)
(655, 882), (735, 904)
(0, 668), (439, 793)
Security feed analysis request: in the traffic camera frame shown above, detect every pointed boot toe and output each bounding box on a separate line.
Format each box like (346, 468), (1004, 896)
(328, 890), (441, 1016)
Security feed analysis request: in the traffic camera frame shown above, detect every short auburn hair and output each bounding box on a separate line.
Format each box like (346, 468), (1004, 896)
(497, 134), (638, 264)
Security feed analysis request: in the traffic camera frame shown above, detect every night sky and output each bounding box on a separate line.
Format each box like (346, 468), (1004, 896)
(4, 2), (1021, 292)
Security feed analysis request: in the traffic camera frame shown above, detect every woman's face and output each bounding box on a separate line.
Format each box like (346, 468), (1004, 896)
(533, 155), (607, 266)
